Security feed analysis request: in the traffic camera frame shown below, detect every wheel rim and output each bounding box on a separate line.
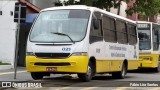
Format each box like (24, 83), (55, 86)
(87, 65), (92, 78)
(122, 65), (126, 77)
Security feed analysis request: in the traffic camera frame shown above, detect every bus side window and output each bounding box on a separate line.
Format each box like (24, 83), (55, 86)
(102, 15), (116, 43)
(89, 12), (103, 43)
(158, 26), (160, 43)
(127, 24), (137, 45)
(116, 20), (127, 44)
(153, 25), (159, 51)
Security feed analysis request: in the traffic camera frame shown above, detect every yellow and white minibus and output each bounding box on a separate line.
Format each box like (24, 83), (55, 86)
(26, 5), (139, 82)
(137, 21), (160, 72)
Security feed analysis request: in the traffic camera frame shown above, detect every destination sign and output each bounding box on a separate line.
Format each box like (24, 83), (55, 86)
(137, 23), (150, 30)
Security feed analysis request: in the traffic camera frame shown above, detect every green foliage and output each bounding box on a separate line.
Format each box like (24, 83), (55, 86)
(126, 0), (160, 16)
(93, 0), (114, 11)
(54, 0), (63, 6)
(54, 0), (94, 6)
(54, 0), (129, 12)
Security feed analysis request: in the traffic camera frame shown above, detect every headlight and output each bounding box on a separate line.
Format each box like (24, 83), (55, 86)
(26, 52), (35, 56)
(72, 52), (88, 56)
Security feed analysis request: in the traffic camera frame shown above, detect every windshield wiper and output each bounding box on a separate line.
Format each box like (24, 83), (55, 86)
(50, 32), (75, 44)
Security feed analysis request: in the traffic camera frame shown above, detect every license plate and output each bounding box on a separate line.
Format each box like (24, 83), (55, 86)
(46, 67), (57, 72)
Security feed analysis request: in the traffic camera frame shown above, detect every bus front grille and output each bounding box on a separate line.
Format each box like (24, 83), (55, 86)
(34, 62), (71, 66)
(35, 53), (70, 58)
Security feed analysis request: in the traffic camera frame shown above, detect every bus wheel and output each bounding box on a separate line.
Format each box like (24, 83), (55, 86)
(153, 67), (159, 72)
(153, 64), (159, 72)
(77, 62), (93, 82)
(112, 63), (127, 79)
(31, 72), (43, 80)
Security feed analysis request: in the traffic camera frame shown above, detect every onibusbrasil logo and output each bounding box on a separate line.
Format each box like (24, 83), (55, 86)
(1, 82), (42, 88)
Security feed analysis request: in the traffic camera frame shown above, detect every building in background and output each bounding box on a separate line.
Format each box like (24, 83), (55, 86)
(27, 0), (56, 9)
(110, 1), (127, 17)
(0, 0), (40, 70)
(18, 0), (40, 66)
(0, 0), (18, 68)
(126, 0), (137, 21)
(20, 0), (41, 13)
(157, 15), (160, 24)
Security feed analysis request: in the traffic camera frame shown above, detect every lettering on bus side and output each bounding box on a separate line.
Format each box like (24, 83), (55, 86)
(109, 45), (127, 51)
(111, 53), (125, 57)
(109, 45), (127, 58)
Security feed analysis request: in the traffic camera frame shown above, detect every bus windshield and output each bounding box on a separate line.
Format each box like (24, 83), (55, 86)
(138, 29), (151, 50)
(30, 10), (90, 43)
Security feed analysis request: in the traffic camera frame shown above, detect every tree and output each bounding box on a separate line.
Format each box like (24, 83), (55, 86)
(54, 0), (63, 6)
(54, 0), (130, 15)
(126, 0), (160, 21)
(54, 0), (94, 6)
(93, 0), (114, 11)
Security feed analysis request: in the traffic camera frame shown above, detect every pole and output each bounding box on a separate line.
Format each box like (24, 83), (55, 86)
(14, 3), (21, 79)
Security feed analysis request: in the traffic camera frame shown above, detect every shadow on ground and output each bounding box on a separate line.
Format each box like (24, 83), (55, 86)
(128, 68), (159, 74)
(33, 74), (134, 87)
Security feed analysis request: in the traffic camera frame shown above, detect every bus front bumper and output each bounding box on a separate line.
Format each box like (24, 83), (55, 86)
(26, 56), (89, 73)
(138, 54), (159, 68)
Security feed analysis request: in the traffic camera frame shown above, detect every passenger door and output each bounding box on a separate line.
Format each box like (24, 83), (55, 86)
(89, 12), (105, 72)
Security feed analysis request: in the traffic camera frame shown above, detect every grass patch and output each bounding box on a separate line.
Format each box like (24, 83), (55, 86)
(0, 61), (11, 65)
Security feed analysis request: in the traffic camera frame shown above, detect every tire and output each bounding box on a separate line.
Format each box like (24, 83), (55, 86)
(31, 72), (44, 80)
(153, 67), (159, 72)
(153, 61), (159, 72)
(77, 62), (93, 82)
(112, 63), (127, 79)
(153, 64), (159, 72)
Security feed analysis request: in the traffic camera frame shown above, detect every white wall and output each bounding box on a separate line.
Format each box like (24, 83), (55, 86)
(110, 1), (127, 17)
(0, 0), (17, 66)
(157, 15), (160, 24)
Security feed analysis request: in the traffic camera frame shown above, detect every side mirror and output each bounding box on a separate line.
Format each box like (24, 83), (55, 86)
(93, 19), (99, 29)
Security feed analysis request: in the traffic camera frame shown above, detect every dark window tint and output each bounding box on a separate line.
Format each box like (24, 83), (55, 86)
(89, 12), (103, 43)
(68, 10), (90, 18)
(103, 16), (116, 42)
(116, 20), (127, 44)
(127, 24), (137, 45)
(152, 24), (159, 51)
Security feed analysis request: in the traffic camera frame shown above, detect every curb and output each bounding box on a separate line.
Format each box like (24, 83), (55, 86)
(0, 65), (13, 70)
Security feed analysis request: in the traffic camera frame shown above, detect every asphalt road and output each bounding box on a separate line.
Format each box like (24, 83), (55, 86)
(0, 67), (160, 90)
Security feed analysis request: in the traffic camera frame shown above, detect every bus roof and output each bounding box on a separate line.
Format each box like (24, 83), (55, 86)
(41, 5), (136, 24)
